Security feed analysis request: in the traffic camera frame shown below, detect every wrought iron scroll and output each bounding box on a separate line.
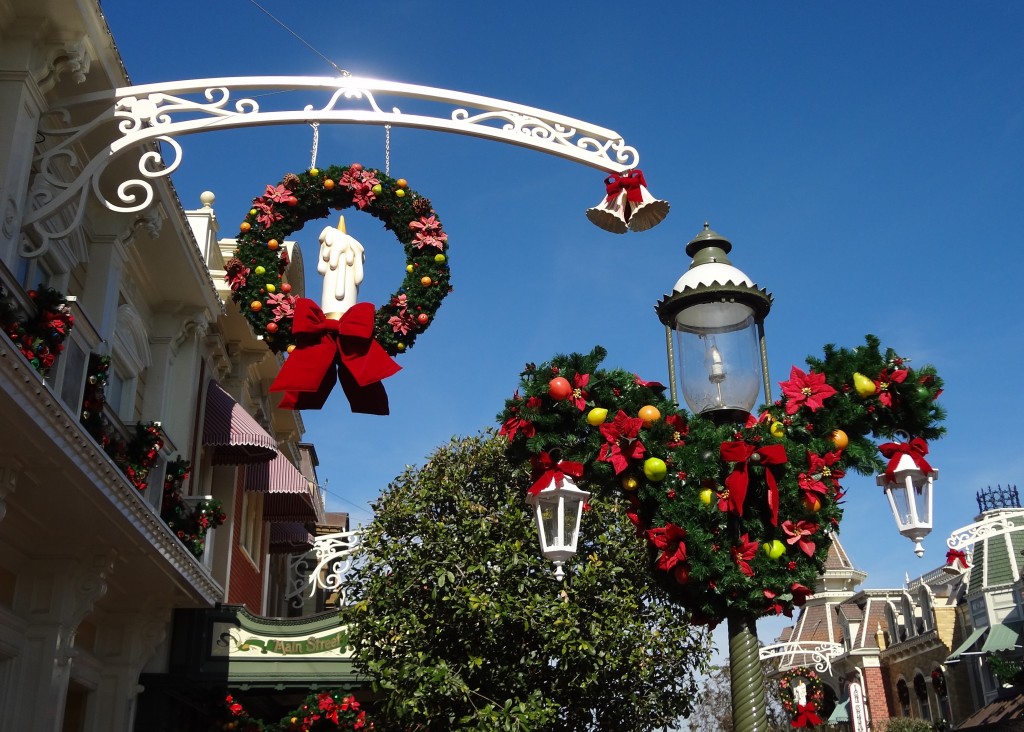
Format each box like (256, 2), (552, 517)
(285, 529), (362, 609)
(24, 76), (641, 256)
(759, 642), (843, 675)
(947, 514), (1024, 553)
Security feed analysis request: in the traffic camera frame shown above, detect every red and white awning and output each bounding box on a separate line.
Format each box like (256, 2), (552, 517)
(203, 380), (277, 465)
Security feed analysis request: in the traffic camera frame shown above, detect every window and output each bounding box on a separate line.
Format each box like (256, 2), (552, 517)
(896, 678), (911, 717)
(914, 673), (931, 721)
(239, 492), (264, 561)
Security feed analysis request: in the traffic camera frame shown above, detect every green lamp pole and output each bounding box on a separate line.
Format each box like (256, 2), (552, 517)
(655, 224), (774, 732)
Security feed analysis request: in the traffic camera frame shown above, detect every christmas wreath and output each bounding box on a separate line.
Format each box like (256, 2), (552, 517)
(931, 668), (947, 699)
(228, 164), (451, 356)
(778, 668), (826, 727)
(496, 335), (945, 625)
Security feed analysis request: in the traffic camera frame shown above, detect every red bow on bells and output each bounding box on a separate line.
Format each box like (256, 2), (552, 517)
(720, 441), (788, 526)
(792, 703), (822, 728)
(603, 169), (649, 204)
(878, 437), (933, 485)
(269, 299), (400, 414)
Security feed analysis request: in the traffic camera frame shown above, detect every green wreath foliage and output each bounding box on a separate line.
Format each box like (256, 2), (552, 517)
(228, 164), (451, 355)
(496, 335), (945, 625)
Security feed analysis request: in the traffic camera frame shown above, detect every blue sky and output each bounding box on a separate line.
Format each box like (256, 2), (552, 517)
(104, 2), (1024, 645)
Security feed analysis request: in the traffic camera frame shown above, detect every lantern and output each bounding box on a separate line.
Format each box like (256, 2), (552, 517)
(877, 447), (937, 557)
(526, 474), (590, 580)
(655, 224), (773, 424)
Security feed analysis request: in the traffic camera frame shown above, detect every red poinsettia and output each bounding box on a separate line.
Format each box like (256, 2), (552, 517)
(409, 215), (447, 250)
(267, 292), (295, 322)
(807, 450), (845, 491)
(790, 582), (813, 606)
(782, 520), (819, 557)
(665, 414), (688, 447)
(731, 533), (760, 576)
(569, 373), (590, 411)
(597, 410), (646, 474)
(765, 589), (792, 617)
(388, 311), (417, 335)
(797, 472), (828, 506)
(779, 366), (837, 415)
(646, 522), (687, 572)
(875, 367), (908, 407)
(499, 414), (535, 441)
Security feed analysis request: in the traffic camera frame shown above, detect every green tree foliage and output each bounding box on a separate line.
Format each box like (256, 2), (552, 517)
(343, 433), (710, 731)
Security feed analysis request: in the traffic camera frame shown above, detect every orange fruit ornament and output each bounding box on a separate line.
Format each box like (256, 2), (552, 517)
(638, 405), (661, 425)
(249, 301), (262, 312)
(420, 276), (432, 287)
(803, 495), (822, 512)
(239, 221), (251, 232)
(268, 239), (279, 250)
(548, 377), (572, 400)
(831, 429), (849, 450)
(324, 179), (335, 190)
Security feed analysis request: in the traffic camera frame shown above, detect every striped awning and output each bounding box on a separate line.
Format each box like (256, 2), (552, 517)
(244, 451), (318, 522)
(203, 380), (277, 465)
(269, 522), (315, 554)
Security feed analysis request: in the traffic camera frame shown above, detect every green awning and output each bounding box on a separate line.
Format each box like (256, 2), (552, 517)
(982, 622), (1023, 654)
(828, 700), (849, 723)
(947, 625), (988, 663)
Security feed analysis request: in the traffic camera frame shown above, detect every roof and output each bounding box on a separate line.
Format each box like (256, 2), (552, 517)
(955, 689), (1024, 730)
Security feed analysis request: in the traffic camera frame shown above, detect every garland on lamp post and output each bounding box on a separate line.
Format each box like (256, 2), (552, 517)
(228, 164), (451, 357)
(496, 335), (945, 625)
(216, 690), (373, 731)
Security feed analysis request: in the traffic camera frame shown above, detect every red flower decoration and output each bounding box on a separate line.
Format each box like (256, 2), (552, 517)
(779, 366), (837, 415)
(875, 367), (908, 407)
(570, 373), (590, 411)
(597, 410), (646, 474)
(790, 582), (813, 606)
(782, 520), (819, 557)
(646, 523), (687, 572)
(665, 414), (688, 447)
(731, 534), (760, 576)
(808, 450), (845, 491)
(499, 415), (535, 441)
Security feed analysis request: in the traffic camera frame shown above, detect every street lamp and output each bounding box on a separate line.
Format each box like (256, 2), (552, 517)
(526, 473), (590, 580)
(877, 439), (937, 558)
(654, 224), (773, 424)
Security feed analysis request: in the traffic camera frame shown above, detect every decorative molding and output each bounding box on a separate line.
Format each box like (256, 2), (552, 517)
(24, 76), (642, 253)
(946, 512), (1024, 552)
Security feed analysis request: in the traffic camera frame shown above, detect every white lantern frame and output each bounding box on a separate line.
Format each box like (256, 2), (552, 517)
(525, 474), (590, 581)
(876, 451), (937, 558)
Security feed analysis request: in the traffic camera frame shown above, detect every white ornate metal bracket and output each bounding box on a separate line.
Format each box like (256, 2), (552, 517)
(285, 529), (362, 608)
(947, 514), (1024, 553)
(759, 642), (844, 674)
(24, 76), (640, 256)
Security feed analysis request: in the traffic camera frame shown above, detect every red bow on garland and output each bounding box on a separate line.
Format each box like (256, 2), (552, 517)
(270, 298), (400, 414)
(878, 437), (933, 485)
(528, 452), (585, 496)
(792, 703), (822, 728)
(603, 169), (649, 204)
(720, 441), (788, 525)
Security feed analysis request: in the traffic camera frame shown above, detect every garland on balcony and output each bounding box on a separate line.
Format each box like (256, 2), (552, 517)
(0, 283), (74, 376)
(160, 458), (226, 559)
(496, 335), (945, 625)
(80, 353), (163, 491)
(217, 691), (373, 731)
(228, 164), (451, 356)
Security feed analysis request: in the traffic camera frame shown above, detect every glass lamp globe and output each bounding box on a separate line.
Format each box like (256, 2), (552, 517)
(525, 474), (590, 581)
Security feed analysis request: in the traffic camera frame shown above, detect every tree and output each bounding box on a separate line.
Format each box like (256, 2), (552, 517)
(343, 432), (710, 731)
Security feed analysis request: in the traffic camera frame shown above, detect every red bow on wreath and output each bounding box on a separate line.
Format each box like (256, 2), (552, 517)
(792, 703), (822, 728)
(528, 452), (584, 496)
(603, 169), (649, 204)
(270, 298), (400, 414)
(878, 437), (933, 485)
(720, 441), (788, 525)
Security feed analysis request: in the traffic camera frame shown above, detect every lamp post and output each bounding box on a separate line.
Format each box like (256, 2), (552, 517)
(655, 224), (775, 731)
(526, 473), (590, 581)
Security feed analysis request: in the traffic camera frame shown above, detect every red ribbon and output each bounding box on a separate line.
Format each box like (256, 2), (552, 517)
(946, 548), (969, 567)
(269, 298), (400, 414)
(720, 441), (788, 526)
(603, 169), (648, 203)
(792, 703), (822, 728)
(878, 437), (933, 484)
(528, 452), (584, 496)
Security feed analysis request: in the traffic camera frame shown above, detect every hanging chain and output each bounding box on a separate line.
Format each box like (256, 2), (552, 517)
(384, 125), (391, 176)
(309, 122), (320, 169)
